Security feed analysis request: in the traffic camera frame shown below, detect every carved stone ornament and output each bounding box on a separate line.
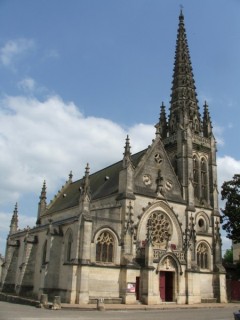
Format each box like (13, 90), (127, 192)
(158, 256), (176, 271)
(143, 174), (152, 186)
(154, 153), (163, 165)
(165, 180), (173, 191)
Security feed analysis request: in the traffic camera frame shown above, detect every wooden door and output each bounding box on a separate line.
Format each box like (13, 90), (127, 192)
(136, 276), (140, 300)
(160, 271), (174, 302)
(160, 271), (166, 301)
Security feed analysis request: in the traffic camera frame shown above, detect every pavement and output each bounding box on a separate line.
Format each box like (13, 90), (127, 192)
(61, 302), (240, 311)
(1, 292), (240, 311)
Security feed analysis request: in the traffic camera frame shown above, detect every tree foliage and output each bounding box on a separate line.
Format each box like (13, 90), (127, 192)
(221, 174), (240, 243)
(223, 247), (233, 263)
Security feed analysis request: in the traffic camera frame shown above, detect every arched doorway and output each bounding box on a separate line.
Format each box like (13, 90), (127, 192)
(159, 271), (174, 301)
(158, 255), (178, 302)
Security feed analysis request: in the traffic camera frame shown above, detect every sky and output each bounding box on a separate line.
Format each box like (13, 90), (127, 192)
(0, 0), (240, 256)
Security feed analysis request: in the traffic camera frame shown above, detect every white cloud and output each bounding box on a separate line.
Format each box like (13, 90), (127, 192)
(0, 94), (155, 254)
(0, 38), (34, 68)
(0, 94), (154, 207)
(217, 155), (240, 189)
(18, 77), (36, 93)
(213, 123), (225, 146)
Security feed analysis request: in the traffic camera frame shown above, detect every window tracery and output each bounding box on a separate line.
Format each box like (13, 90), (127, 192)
(148, 211), (172, 247)
(96, 231), (114, 263)
(193, 155), (199, 198)
(197, 243), (209, 269)
(200, 157), (208, 201)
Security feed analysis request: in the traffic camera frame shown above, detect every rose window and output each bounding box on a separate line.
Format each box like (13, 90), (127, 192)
(148, 211), (172, 246)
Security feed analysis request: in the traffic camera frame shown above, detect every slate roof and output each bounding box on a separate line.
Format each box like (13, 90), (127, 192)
(46, 149), (147, 215)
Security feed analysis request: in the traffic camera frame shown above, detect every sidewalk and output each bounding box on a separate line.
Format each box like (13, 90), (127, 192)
(61, 302), (240, 311)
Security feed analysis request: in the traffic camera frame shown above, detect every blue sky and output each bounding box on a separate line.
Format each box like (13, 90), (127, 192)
(0, 0), (240, 255)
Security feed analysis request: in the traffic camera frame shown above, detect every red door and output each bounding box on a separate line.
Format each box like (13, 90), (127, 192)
(160, 271), (174, 302)
(160, 272), (166, 301)
(136, 277), (140, 300)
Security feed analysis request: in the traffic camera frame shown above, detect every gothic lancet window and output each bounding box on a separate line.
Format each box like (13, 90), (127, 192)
(197, 243), (209, 269)
(42, 240), (47, 265)
(200, 158), (208, 201)
(96, 231), (114, 263)
(66, 231), (73, 262)
(193, 155), (199, 199)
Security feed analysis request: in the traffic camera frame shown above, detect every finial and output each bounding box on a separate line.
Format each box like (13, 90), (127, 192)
(180, 5), (184, 19)
(40, 180), (47, 200)
(69, 170), (73, 181)
(85, 163), (90, 176)
(124, 135), (131, 156)
(10, 202), (19, 234)
(14, 202), (18, 215)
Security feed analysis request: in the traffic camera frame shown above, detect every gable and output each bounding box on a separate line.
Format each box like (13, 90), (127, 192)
(134, 137), (184, 203)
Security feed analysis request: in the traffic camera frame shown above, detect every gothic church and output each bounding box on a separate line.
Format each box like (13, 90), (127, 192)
(1, 11), (227, 305)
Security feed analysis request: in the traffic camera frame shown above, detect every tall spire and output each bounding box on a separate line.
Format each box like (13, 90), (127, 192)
(10, 203), (18, 234)
(169, 10), (201, 134)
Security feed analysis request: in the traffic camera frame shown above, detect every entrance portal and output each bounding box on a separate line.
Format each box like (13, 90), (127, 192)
(159, 271), (174, 302)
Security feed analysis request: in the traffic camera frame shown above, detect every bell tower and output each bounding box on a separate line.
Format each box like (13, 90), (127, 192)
(157, 10), (218, 213)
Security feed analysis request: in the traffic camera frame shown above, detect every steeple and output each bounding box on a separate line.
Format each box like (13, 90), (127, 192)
(169, 10), (201, 134)
(36, 180), (47, 225)
(10, 203), (18, 235)
(202, 101), (212, 137)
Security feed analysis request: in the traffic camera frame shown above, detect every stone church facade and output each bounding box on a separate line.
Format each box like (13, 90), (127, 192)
(0, 12), (227, 305)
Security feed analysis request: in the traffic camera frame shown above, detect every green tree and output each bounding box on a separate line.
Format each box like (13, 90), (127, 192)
(223, 247), (233, 263)
(221, 174), (240, 243)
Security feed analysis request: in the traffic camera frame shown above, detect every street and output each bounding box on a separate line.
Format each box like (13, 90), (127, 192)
(0, 301), (239, 320)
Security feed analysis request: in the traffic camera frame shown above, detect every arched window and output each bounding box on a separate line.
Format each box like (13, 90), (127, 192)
(193, 155), (199, 199)
(96, 231), (114, 263)
(201, 158), (208, 201)
(42, 240), (47, 265)
(194, 118), (199, 133)
(197, 243), (209, 269)
(148, 211), (172, 248)
(66, 232), (73, 262)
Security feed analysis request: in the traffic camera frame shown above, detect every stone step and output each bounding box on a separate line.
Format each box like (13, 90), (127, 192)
(201, 298), (217, 303)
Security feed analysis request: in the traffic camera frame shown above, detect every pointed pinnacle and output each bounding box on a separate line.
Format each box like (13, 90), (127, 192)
(85, 163), (90, 176)
(69, 170), (73, 181)
(40, 180), (47, 200)
(179, 6), (184, 20)
(124, 135), (131, 156)
(14, 202), (18, 215)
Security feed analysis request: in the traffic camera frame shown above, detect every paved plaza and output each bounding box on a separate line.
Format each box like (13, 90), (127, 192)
(0, 301), (240, 320)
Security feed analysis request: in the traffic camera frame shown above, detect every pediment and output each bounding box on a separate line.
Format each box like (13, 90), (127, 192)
(134, 137), (183, 202)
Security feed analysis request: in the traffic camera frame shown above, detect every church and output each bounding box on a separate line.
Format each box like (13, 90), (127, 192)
(0, 11), (227, 305)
